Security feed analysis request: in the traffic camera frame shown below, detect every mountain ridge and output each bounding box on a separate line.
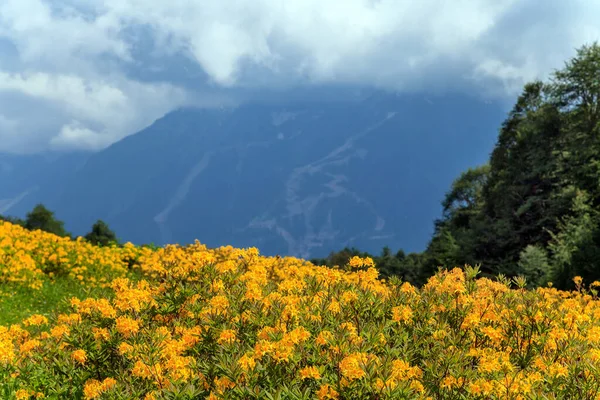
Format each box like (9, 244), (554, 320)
(0, 90), (507, 258)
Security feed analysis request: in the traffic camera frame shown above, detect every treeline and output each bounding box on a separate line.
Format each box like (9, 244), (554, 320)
(1, 204), (118, 247)
(314, 43), (600, 290)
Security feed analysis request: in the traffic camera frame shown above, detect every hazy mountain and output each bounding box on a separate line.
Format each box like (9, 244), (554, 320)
(0, 152), (89, 217)
(1, 90), (507, 258)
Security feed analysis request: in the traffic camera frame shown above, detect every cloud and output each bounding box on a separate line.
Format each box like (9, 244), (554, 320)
(0, 68), (189, 153)
(0, 0), (599, 152)
(50, 121), (105, 150)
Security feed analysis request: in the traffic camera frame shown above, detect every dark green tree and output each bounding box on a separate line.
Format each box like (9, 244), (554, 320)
(84, 220), (118, 247)
(0, 214), (25, 226)
(24, 204), (69, 237)
(546, 189), (600, 289)
(517, 245), (550, 288)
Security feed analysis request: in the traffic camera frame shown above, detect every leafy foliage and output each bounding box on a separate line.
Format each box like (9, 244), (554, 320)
(24, 204), (70, 238)
(85, 220), (118, 247)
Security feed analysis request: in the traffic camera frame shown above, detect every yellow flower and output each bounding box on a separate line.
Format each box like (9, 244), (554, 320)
(347, 256), (375, 269)
(299, 366), (321, 380)
(71, 349), (87, 364)
(480, 325), (503, 344)
(101, 377), (117, 391)
(316, 384), (339, 399)
(339, 354), (366, 381)
(83, 379), (102, 400)
(548, 362), (569, 378)
(341, 290), (358, 304)
(391, 305), (413, 323)
(315, 330), (334, 346)
(15, 389), (30, 400)
(327, 300), (341, 314)
(410, 380), (425, 393)
(22, 314), (48, 327)
(217, 329), (237, 345)
(468, 379), (494, 396)
(19, 339), (41, 356)
(115, 316), (140, 338)
(238, 354), (256, 371)
(132, 360), (155, 379)
(92, 328), (110, 341)
(118, 342), (134, 356)
(50, 324), (70, 338)
(391, 359), (422, 381)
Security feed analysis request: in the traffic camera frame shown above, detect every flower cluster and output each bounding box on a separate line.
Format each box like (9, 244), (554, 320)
(0, 221), (151, 290)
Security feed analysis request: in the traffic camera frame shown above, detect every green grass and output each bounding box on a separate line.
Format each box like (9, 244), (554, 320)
(0, 278), (113, 326)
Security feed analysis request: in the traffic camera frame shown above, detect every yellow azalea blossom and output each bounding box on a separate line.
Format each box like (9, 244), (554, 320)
(118, 342), (134, 356)
(15, 389), (31, 400)
(391, 305), (413, 323)
(115, 316), (140, 338)
(83, 380), (102, 399)
(339, 354), (367, 381)
(238, 354), (256, 371)
(299, 366), (321, 380)
(92, 328), (110, 341)
(347, 256), (375, 269)
(217, 329), (237, 345)
(71, 349), (87, 364)
(50, 324), (70, 338)
(22, 314), (48, 326)
(19, 339), (41, 356)
(316, 384), (339, 399)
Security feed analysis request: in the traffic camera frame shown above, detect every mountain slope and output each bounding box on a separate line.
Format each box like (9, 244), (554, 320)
(0, 152), (88, 217)
(4, 91), (507, 258)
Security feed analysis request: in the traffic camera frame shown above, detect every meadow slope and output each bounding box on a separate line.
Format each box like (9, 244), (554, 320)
(1, 221), (600, 399)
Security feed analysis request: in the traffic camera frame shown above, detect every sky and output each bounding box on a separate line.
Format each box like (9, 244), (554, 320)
(0, 0), (599, 154)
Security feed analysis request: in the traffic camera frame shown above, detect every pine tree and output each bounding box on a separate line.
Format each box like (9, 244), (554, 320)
(84, 220), (118, 247)
(24, 204), (69, 237)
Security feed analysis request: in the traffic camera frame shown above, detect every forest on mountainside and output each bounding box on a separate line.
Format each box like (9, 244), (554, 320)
(313, 43), (600, 290)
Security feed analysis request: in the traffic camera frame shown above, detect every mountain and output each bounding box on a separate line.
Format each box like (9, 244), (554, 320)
(0, 152), (88, 217)
(2, 90), (508, 258)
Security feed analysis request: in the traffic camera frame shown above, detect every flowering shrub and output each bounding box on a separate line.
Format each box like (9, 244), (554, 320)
(2, 225), (600, 398)
(0, 221), (151, 290)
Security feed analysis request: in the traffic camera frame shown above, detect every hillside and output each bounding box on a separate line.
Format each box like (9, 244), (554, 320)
(0, 220), (150, 324)
(1, 221), (600, 399)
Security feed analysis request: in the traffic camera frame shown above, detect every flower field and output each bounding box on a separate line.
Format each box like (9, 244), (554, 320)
(0, 221), (150, 291)
(1, 222), (600, 399)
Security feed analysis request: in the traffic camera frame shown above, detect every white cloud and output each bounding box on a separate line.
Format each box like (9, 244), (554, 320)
(0, 0), (599, 152)
(50, 121), (106, 150)
(0, 69), (189, 152)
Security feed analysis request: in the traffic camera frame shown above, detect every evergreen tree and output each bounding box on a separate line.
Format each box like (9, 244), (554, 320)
(24, 204), (69, 237)
(546, 189), (599, 289)
(0, 214), (25, 226)
(84, 220), (118, 247)
(517, 245), (550, 288)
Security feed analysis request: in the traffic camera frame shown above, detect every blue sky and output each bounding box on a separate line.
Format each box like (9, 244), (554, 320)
(0, 0), (599, 153)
